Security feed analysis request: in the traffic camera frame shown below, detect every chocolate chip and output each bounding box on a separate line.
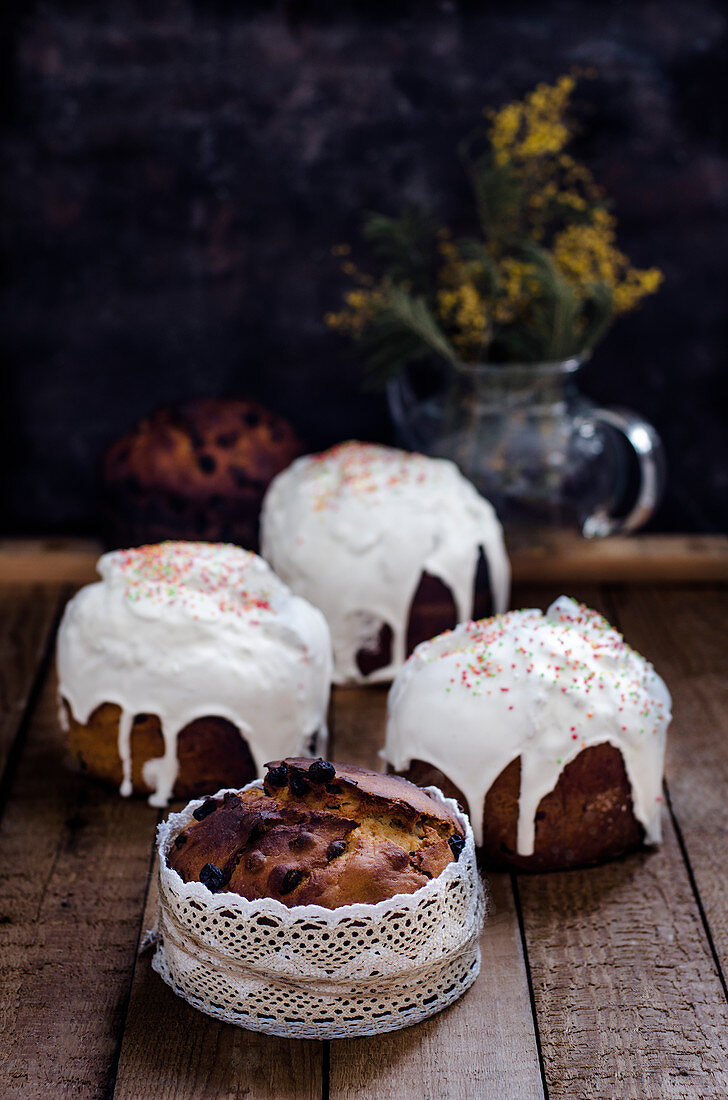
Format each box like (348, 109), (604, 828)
(216, 431), (238, 448)
(266, 764), (288, 787)
(289, 771), (309, 797)
(386, 847), (409, 870)
(198, 453), (217, 475)
(290, 831), (315, 851)
(192, 798), (219, 821)
(231, 466), (251, 489)
(174, 833), (187, 849)
(448, 833), (466, 859)
(326, 840), (346, 862)
(280, 868), (303, 895)
(308, 759), (336, 783)
(199, 863), (228, 892)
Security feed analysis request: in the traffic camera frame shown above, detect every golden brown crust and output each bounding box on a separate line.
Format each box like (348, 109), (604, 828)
(65, 701), (257, 801)
(400, 743), (645, 872)
(265, 758), (462, 830)
(103, 397), (302, 550)
(167, 758), (465, 909)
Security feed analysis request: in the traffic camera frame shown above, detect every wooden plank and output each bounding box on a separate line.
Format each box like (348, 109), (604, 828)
(0, 539), (102, 585)
(327, 684), (544, 1100)
(1, 535), (727, 585)
(114, 675), (328, 1097)
(0, 667), (158, 1099)
(0, 583), (65, 785)
(513, 583), (728, 1097)
(113, 866), (322, 1100)
(328, 685), (389, 769)
(518, 820), (728, 1097)
(609, 585), (728, 979)
(509, 533), (728, 584)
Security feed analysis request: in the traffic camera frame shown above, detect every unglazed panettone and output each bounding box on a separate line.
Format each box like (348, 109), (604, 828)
(261, 441), (510, 684)
(167, 757), (465, 908)
(103, 397), (302, 551)
(152, 759), (485, 1038)
(57, 542), (332, 807)
(385, 596), (672, 872)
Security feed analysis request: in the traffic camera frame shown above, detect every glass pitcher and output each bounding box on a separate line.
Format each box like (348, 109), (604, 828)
(387, 356), (666, 551)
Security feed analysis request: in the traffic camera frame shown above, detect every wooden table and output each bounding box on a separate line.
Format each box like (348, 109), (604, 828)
(1, 539), (728, 1098)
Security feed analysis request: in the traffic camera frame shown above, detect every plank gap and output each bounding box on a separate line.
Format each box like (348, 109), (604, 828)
(0, 584), (69, 826)
(321, 1041), (330, 1100)
(511, 872), (550, 1100)
(661, 780), (728, 1005)
(108, 809), (162, 1098)
(516, 583), (728, 1097)
(328, 683), (544, 1099)
(0, 664), (161, 1098)
(607, 584), (728, 1004)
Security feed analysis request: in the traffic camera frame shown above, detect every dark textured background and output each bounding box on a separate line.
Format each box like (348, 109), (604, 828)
(1, 0), (726, 535)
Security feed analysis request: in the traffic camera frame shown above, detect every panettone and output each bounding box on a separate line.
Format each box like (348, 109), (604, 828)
(167, 758), (465, 908)
(65, 704), (258, 803)
(261, 441), (510, 684)
(56, 542), (332, 807)
(385, 596), (672, 872)
(103, 398), (302, 550)
(399, 746), (645, 872)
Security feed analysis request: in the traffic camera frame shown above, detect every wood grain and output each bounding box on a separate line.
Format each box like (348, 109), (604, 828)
(0, 540), (102, 585)
(514, 583), (728, 1097)
(113, 862), (322, 1100)
(328, 685), (389, 769)
(0, 570), (726, 1098)
(0, 667), (158, 1099)
(0, 583), (65, 786)
(609, 585), (728, 980)
(327, 684), (545, 1100)
(1, 535), (727, 585)
(509, 534), (728, 583)
(518, 819), (728, 1098)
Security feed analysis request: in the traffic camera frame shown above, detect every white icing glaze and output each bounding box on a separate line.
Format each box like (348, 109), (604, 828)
(384, 596), (672, 853)
(56, 542), (333, 807)
(260, 441), (510, 684)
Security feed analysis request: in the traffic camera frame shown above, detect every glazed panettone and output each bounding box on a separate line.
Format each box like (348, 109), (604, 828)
(56, 542), (332, 807)
(62, 704), (259, 804)
(384, 596), (672, 872)
(103, 397), (302, 551)
(167, 758), (465, 909)
(261, 441), (510, 684)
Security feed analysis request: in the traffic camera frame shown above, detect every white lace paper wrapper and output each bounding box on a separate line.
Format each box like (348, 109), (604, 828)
(151, 781), (486, 1039)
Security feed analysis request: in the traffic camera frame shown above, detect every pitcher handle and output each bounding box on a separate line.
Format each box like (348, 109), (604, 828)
(581, 407), (666, 538)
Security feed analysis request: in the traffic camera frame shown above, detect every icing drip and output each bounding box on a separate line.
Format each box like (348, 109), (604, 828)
(56, 542), (333, 806)
(384, 596), (672, 852)
(260, 441), (510, 684)
(117, 708), (135, 798)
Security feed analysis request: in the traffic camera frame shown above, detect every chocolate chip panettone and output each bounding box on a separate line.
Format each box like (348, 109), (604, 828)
(153, 758), (483, 1038)
(104, 398), (302, 551)
(167, 758), (465, 909)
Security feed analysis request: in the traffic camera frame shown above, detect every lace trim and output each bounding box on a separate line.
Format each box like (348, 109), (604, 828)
(150, 782), (486, 1038)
